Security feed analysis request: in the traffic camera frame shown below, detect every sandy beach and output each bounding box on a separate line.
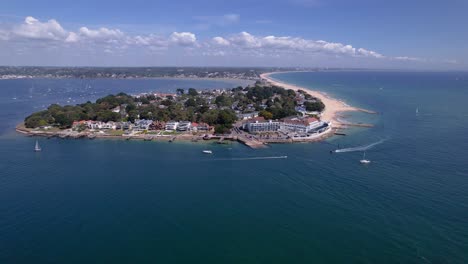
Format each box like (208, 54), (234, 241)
(260, 72), (374, 127)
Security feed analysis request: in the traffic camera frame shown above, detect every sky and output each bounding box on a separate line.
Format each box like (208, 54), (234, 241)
(0, 0), (466, 70)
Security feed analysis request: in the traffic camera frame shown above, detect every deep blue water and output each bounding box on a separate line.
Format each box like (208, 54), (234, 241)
(1, 73), (468, 263)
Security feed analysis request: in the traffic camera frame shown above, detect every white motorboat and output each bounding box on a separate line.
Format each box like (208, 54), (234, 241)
(359, 152), (370, 164)
(34, 140), (42, 152)
(202, 150), (213, 154)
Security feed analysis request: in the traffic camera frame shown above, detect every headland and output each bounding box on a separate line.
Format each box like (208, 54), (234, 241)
(260, 72), (377, 128)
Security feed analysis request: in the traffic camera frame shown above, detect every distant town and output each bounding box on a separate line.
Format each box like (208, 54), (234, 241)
(0, 66), (365, 80)
(18, 81), (332, 148)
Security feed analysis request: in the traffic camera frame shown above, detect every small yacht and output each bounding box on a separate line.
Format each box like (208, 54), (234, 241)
(202, 150), (213, 154)
(359, 152), (370, 164)
(34, 140), (42, 152)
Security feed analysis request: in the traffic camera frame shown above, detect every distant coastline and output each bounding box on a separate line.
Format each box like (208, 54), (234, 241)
(260, 72), (377, 128)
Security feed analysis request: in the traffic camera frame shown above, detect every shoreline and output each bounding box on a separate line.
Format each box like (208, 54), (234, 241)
(260, 72), (376, 128)
(15, 121), (334, 148)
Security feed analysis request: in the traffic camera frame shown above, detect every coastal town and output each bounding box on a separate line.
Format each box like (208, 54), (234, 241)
(18, 79), (336, 148)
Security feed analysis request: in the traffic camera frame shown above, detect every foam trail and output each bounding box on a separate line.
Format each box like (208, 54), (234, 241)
(214, 156), (288, 161)
(334, 139), (387, 153)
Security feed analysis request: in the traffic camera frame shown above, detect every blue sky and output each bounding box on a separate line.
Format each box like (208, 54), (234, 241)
(0, 0), (466, 69)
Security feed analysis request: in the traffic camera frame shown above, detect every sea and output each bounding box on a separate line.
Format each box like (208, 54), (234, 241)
(1, 72), (467, 263)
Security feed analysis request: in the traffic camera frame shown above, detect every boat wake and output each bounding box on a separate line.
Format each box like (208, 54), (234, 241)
(214, 156), (288, 161)
(334, 139), (387, 153)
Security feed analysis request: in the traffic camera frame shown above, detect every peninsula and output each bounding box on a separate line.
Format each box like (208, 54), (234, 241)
(17, 79), (346, 147)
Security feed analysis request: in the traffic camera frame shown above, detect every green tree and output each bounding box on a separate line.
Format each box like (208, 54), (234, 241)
(215, 95), (232, 107)
(304, 101), (325, 112)
(188, 88), (198, 96)
(217, 109), (237, 125)
(185, 98), (197, 108)
(214, 125), (230, 134)
(259, 110), (273, 120)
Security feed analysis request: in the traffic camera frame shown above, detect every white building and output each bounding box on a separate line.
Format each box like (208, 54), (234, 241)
(101, 121), (117, 130)
(111, 106), (121, 113)
(245, 119), (282, 133)
(177, 121), (192, 131)
(134, 119), (153, 130)
(280, 117), (322, 133)
(86, 121), (116, 130)
(165, 121), (179, 131)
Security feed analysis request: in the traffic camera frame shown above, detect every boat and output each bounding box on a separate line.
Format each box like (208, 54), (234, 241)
(416, 107), (419, 115)
(359, 152), (370, 164)
(202, 150), (213, 154)
(34, 140), (41, 152)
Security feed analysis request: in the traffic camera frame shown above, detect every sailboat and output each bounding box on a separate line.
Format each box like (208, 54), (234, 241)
(416, 107), (419, 115)
(359, 152), (370, 164)
(34, 140), (42, 152)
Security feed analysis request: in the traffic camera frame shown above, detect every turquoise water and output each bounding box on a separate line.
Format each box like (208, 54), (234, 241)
(1, 73), (468, 263)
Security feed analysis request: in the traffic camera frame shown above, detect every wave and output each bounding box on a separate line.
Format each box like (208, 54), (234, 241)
(334, 139), (387, 153)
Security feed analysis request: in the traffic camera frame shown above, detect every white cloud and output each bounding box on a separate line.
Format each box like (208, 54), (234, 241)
(212, 36), (230, 46)
(393, 56), (425, 62)
(0, 16), (443, 67)
(126, 34), (169, 49)
(13, 16), (68, 41)
(202, 50), (226, 56)
(229, 32), (260, 48)
(65, 32), (79, 43)
(226, 32), (384, 59)
(78, 27), (124, 40)
(170, 32), (196, 46)
(357, 48), (385, 58)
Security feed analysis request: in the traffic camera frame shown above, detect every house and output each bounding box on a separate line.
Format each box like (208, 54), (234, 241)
(196, 123), (211, 132)
(72, 120), (89, 129)
(237, 111), (259, 120)
(134, 119), (153, 130)
(101, 121), (117, 130)
(111, 106), (121, 113)
(150, 121), (165, 130)
(177, 121), (192, 131)
(165, 121), (179, 131)
(191, 122), (199, 132)
(121, 122), (133, 130)
(295, 106), (322, 117)
(87, 121), (103, 130)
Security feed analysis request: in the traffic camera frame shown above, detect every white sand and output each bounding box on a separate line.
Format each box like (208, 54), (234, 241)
(260, 72), (368, 127)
